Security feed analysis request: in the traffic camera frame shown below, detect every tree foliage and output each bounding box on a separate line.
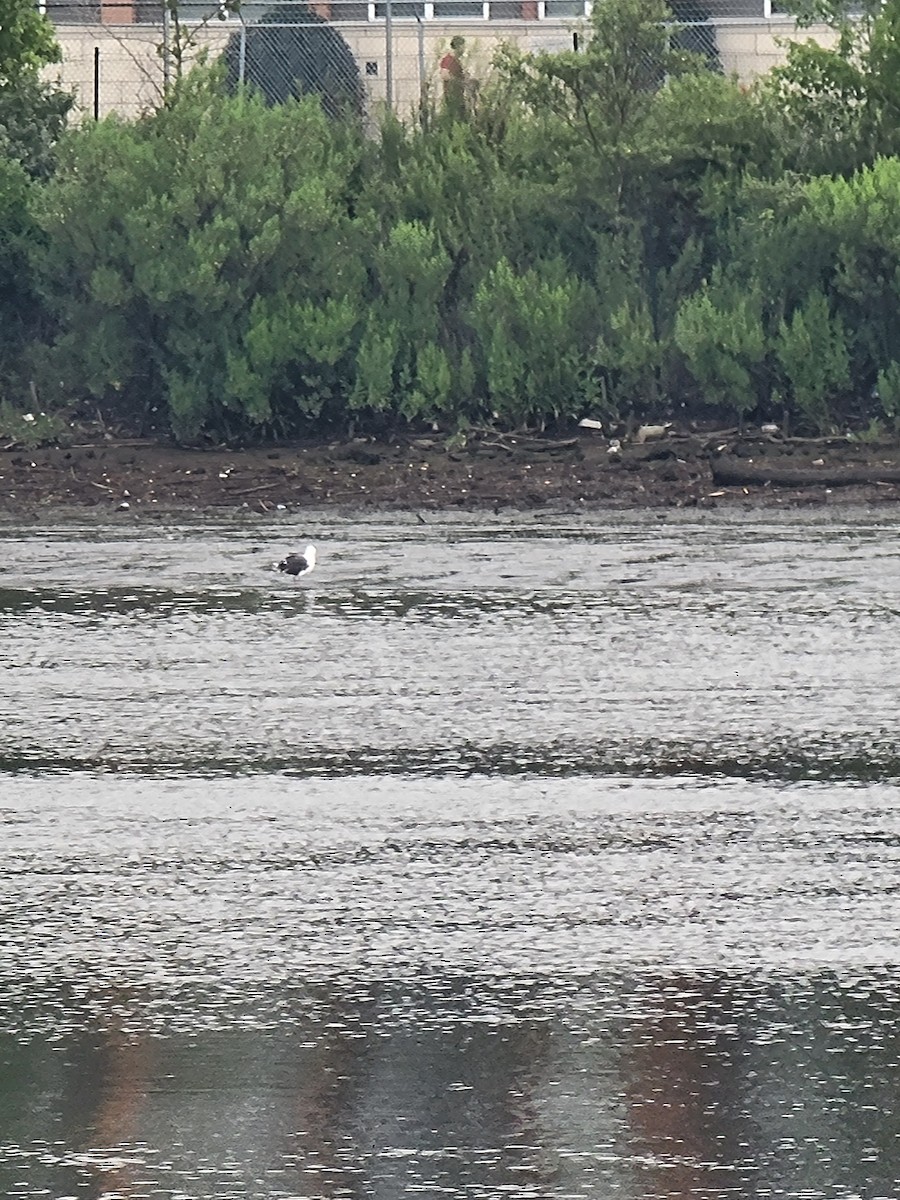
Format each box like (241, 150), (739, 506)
(0, 155), (37, 381)
(0, 2), (70, 396)
(0, 72), (73, 179)
(8, 0), (900, 438)
(764, 0), (900, 173)
(0, 0), (59, 85)
(31, 74), (366, 439)
(222, 5), (364, 119)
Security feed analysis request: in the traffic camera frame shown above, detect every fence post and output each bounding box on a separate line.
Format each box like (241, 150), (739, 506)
(416, 12), (425, 107)
(162, 0), (171, 94)
(238, 20), (247, 84)
(385, 0), (393, 112)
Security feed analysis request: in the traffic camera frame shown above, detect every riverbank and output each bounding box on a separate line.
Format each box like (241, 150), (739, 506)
(2, 427), (900, 515)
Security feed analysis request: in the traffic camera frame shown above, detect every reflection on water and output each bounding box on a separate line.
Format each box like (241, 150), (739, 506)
(3, 961), (900, 1198)
(1, 509), (900, 1199)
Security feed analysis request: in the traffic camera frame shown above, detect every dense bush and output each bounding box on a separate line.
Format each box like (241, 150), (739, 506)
(668, 156), (900, 430)
(0, 0), (59, 85)
(30, 74), (367, 439)
(7, 0), (900, 439)
(0, 0), (71, 397)
(764, 0), (900, 176)
(222, 5), (364, 118)
(469, 257), (597, 425)
(0, 74), (73, 180)
(0, 155), (38, 384)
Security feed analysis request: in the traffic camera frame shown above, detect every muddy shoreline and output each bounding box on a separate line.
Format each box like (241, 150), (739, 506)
(2, 428), (900, 516)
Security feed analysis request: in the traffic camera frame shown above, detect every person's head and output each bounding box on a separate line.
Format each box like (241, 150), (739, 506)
(450, 35), (465, 52)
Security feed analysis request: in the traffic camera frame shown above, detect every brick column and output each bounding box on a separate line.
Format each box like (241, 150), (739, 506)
(101, 0), (135, 24)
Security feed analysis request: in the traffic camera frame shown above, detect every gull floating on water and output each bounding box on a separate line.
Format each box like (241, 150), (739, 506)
(278, 545), (317, 578)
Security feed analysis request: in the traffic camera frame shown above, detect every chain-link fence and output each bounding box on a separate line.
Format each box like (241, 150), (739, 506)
(43, 0), (804, 122)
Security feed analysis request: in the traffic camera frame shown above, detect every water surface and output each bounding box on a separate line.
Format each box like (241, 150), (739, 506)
(1, 509), (899, 1199)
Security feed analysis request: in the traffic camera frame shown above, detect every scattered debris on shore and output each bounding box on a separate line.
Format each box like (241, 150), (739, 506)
(1, 425), (899, 515)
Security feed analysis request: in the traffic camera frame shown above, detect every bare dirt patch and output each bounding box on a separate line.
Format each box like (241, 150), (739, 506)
(1, 429), (899, 516)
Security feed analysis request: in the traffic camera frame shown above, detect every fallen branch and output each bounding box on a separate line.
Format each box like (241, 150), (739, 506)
(229, 481), (282, 497)
(69, 439), (158, 449)
(712, 456), (900, 487)
(519, 438), (579, 452)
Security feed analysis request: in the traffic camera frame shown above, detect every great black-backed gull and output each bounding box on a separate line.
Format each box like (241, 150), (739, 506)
(278, 545), (317, 578)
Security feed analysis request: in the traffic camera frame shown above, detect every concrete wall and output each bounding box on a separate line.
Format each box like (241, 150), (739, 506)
(51, 16), (836, 121)
(714, 19), (838, 78)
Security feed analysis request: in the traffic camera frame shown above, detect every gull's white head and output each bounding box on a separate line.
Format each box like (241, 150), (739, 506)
(304, 544), (317, 570)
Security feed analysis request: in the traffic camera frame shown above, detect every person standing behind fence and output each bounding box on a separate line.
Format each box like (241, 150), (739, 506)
(439, 35), (467, 117)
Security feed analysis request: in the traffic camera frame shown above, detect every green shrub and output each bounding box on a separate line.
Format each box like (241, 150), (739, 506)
(674, 280), (766, 418)
(0, 155), (39, 385)
(410, 342), (453, 421)
(349, 220), (453, 422)
(775, 289), (850, 431)
(469, 257), (595, 426)
(19, 0), (900, 442)
(875, 360), (900, 425)
(0, 400), (69, 448)
(0, 74), (73, 180)
(31, 75), (365, 441)
(351, 320), (399, 415)
(595, 299), (663, 411)
(0, 0), (59, 84)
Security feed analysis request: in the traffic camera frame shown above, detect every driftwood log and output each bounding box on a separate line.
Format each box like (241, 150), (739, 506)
(712, 455), (900, 487)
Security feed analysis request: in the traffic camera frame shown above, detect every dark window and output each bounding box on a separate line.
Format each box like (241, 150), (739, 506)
(374, 0), (426, 14)
(433, 0), (483, 14)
